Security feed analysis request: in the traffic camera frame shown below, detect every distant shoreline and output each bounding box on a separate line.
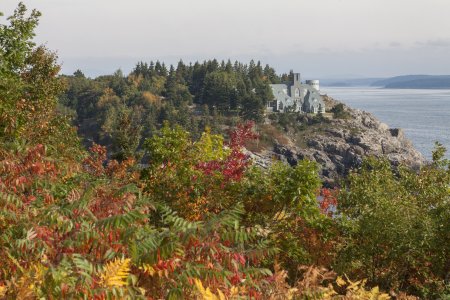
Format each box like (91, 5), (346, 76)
(322, 75), (450, 89)
(323, 86), (450, 90)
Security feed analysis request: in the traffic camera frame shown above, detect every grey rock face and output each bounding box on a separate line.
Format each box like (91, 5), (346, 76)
(248, 100), (425, 187)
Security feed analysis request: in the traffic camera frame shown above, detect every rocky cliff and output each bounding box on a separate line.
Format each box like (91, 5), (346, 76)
(246, 96), (425, 187)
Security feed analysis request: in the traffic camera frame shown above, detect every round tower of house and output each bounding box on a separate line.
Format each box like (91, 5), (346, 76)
(306, 80), (320, 91)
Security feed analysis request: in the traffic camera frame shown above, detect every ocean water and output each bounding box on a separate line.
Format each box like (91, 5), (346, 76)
(321, 87), (450, 160)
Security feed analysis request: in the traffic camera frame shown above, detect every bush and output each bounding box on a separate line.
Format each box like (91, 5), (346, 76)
(335, 150), (450, 298)
(331, 103), (351, 119)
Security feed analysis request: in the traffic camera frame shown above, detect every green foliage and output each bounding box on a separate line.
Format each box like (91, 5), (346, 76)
(0, 2), (80, 157)
(0, 2), (40, 80)
(97, 89), (144, 160)
(201, 71), (239, 111)
(242, 161), (335, 281)
(0, 3), (62, 138)
(330, 103), (350, 119)
(165, 66), (193, 106)
(141, 123), (240, 217)
(58, 58), (279, 157)
(336, 153), (450, 298)
(432, 141), (450, 167)
(241, 90), (267, 122)
(144, 121), (191, 166)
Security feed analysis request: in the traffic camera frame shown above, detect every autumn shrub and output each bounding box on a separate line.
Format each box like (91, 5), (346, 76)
(141, 121), (338, 284)
(0, 142), (280, 298)
(142, 121), (258, 219)
(335, 147), (450, 298)
(0, 116), (332, 298)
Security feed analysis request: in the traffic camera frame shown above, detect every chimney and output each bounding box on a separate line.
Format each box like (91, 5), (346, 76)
(294, 73), (301, 85)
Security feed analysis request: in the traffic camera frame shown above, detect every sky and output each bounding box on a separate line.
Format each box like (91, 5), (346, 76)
(2, 0), (450, 78)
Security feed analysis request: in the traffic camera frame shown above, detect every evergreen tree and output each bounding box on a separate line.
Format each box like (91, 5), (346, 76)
(165, 65), (193, 106)
(201, 71), (237, 111)
(73, 69), (85, 78)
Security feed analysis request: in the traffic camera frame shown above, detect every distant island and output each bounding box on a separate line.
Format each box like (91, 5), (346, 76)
(371, 75), (450, 89)
(321, 77), (384, 87)
(322, 75), (450, 89)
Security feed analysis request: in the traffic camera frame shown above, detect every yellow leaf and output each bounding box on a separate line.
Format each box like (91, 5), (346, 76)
(138, 287), (146, 295)
(322, 286), (338, 298)
(371, 286), (380, 295)
(378, 294), (391, 300)
(194, 279), (224, 300)
(230, 286), (239, 297)
(204, 287), (216, 300)
(287, 288), (299, 300)
(273, 210), (287, 221)
(140, 264), (156, 276)
(100, 258), (131, 287)
(194, 278), (207, 295)
(336, 276), (346, 287)
(217, 289), (227, 300)
(347, 278), (363, 291)
(16, 263), (47, 299)
(0, 285), (7, 298)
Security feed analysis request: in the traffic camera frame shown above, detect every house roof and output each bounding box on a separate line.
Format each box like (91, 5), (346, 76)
(303, 87), (323, 107)
(269, 82), (325, 110)
(270, 84), (291, 104)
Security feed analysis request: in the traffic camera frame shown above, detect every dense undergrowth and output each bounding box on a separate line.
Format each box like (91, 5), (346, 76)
(1, 3), (449, 299)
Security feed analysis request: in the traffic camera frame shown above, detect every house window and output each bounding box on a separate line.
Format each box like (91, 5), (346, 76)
(269, 100), (277, 108)
(295, 88), (300, 97)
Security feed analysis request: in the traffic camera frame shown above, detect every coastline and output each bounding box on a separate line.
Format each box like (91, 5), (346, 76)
(321, 87), (450, 159)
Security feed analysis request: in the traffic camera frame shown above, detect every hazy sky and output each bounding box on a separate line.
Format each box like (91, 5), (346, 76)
(2, 0), (450, 78)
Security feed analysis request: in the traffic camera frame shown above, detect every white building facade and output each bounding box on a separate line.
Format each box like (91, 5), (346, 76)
(267, 73), (325, 114)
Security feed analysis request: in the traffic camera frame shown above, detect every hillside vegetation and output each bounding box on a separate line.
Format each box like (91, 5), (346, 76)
(0, 3), (449, 299)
